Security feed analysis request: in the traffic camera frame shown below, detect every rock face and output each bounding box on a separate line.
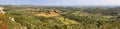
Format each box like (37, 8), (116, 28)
(0, 7), (5, 14)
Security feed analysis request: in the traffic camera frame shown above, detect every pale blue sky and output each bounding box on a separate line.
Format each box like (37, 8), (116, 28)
(0, 0), (120, 6)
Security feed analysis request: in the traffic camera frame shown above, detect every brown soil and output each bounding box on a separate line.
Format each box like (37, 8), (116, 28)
(0, 19), (8, 29)
(0, 14), (8, 29)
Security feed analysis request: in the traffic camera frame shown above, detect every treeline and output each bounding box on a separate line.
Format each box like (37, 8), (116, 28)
(83, 7), (120, 16)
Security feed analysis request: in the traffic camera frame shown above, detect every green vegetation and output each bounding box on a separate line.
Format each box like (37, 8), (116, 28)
(0, 5), (120, 29)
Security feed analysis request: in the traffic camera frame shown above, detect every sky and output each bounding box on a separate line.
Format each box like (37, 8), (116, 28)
(0, 0), (120, 6)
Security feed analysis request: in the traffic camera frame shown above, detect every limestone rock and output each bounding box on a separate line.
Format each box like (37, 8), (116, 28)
(0, 7), (5, 14)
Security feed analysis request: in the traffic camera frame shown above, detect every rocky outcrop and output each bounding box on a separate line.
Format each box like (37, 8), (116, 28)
(0, 7), (5, 14)
(9, 17), (15, 22)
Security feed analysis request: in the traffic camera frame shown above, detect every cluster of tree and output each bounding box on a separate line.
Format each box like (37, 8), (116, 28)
(83, 7), (120, 16)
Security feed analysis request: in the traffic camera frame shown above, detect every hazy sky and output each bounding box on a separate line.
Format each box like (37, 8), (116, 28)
(0, 0), (120, 6)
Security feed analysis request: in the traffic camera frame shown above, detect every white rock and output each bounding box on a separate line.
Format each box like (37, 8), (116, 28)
(9, 17), (15, 22)
(0, 7), (5, 14)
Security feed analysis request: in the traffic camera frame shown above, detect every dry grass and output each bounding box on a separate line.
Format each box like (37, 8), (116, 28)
(36, 12), (60, 17)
